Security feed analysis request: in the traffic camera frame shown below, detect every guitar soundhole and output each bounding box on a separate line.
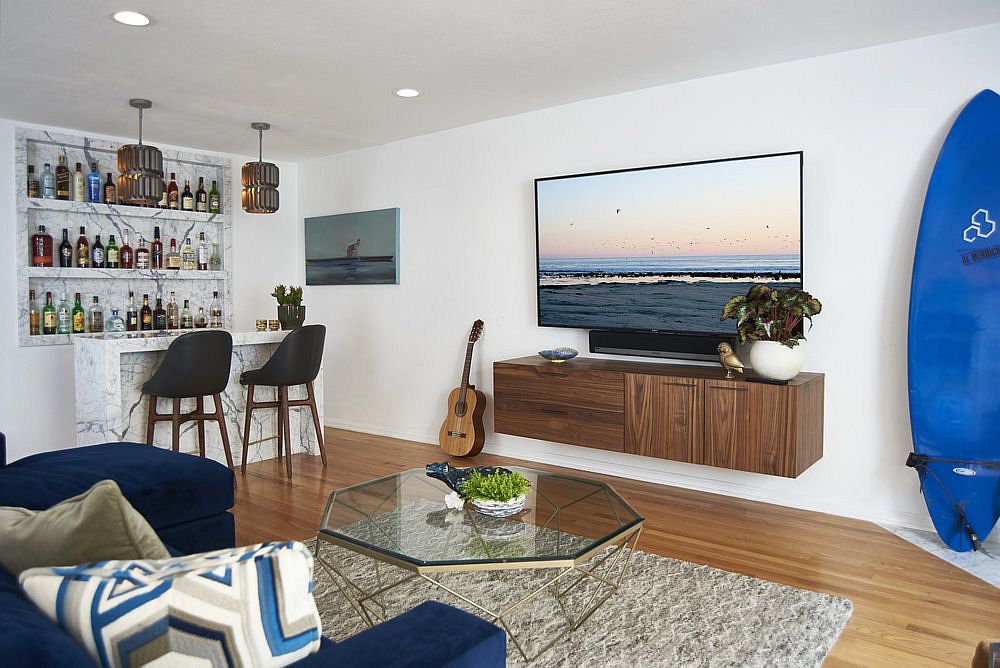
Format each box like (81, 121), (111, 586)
(455, 402), (467, 417)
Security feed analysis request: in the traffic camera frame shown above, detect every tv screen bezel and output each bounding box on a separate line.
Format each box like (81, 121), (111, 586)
(534, 150), (804, 336)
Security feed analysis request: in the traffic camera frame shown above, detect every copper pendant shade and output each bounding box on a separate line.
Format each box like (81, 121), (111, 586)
(117, 99), (164, 206)
(242, 122), (279, 213)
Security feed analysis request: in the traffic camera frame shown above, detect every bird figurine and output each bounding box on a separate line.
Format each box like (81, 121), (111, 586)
(717, 342), (745, 379)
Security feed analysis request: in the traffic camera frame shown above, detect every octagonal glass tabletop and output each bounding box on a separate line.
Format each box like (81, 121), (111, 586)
(318, 467), (642, 568)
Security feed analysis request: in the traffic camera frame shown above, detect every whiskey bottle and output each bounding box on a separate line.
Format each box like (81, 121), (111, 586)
(72, 162), (85, 202)
(168, 173), (179, 209)
(89, 296), (104, 333)
(181, 179), (194, 211)
(76, 226), (90, 268)
(140, 294), (153, 331)
(30, 224), (53, 267)
(197, 232), (209, 270)
(181, 237), (196, 270)
(209, 291), (223, 328)
(193, 306), (208, 329)
(71, 292), (85, 334)
(28, 290), (40, 335)
(87, 163), (102, 202)
(196, 177), (207, 212)
(158, 174), (169, 209)
(91, 234), (106, 268)
(208, 180), (220, 213)
(180, 299), (193, 329)
(27, 165), (40, 198)
(209, 242), (221, 271)
(135, 236), (150, 269)
(119, 230), (134, 269)
(56, 293), (71, 334)
(166, 238), (182, 270)
(104, 173), (117, 205)
(58, 228), (73, 268)
(107, 308), (125, 332)
(125, 291), (138, 331)
(106, 234), (119, 269)
(41, 163), (56, 199)
(42, 291), (57, 334)
(153, 295), (167, 330)
(166, 291), (179, 329)
(151, 226), (163, 269)
(55, 155), (70, 200)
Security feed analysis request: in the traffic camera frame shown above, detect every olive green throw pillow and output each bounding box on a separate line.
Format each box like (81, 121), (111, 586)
(0, 479), (169, 575)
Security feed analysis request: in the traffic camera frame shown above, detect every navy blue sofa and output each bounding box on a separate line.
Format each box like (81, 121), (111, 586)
(0, 435), (505, 667)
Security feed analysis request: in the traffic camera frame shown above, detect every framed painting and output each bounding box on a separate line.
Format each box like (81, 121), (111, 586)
(304, 208), (400, 285)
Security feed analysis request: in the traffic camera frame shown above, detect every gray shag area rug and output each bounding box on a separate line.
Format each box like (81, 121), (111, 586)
(309, 539), (853, 667)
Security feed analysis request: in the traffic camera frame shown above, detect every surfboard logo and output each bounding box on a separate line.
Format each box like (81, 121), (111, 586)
(963, 208), (995, 243)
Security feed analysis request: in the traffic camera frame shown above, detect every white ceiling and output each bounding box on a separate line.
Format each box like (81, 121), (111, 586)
(2, 0), (999, 161)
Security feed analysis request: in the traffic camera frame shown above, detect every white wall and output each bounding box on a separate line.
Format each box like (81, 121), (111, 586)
(297, 23), (1000, 530)
(0, 119), (299, 462)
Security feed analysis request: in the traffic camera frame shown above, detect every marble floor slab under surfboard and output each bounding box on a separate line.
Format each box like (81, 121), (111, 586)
(880, 524), (1000, 589)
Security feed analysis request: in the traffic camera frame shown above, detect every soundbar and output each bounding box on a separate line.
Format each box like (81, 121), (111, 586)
(589, 330), (729, 362)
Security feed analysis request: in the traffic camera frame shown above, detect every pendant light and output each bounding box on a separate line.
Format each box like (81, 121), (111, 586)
(242, 122), (279, 213)
(117, 99), (164, 206)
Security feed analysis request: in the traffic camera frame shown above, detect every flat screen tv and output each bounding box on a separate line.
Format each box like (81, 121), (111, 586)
(535, 151), (802, 359)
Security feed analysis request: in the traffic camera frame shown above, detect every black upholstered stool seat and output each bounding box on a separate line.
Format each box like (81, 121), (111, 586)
(240, 324), (327, 479)
(142, 330), (235, 469)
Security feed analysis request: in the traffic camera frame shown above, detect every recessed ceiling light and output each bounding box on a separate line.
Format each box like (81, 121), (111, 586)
(393, 88), (420, 98)
(112, 11), (151, 26)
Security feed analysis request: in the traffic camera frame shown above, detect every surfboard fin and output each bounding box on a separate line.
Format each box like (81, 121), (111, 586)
(906, 452), (986, 552)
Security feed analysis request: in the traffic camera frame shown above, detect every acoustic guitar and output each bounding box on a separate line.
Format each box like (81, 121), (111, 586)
(438, 320), (486, 457)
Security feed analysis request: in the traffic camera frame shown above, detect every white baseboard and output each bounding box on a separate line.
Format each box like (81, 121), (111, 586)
(324, 418), (935, 533)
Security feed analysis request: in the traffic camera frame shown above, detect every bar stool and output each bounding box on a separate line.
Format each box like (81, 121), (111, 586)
(240, 324), (327, 479)
(142, 330), (235, 470)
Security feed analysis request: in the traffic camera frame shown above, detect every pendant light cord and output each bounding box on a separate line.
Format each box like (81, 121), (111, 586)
(137, 107), (143, 146)
(258, 128), (264, 164)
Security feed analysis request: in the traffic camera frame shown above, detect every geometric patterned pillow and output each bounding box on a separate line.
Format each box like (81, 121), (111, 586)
(18, 541), (321, 668)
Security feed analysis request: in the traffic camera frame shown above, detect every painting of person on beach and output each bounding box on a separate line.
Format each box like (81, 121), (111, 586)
(536, 153), (801, 333)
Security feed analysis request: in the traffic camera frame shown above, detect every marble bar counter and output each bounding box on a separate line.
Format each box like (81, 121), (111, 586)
(74, 330), (323, 466)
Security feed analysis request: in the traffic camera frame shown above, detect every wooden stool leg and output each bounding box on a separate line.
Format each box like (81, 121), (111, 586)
(306, 382), (327, 467)
(214, 393), (235, 471)
(171, 398), (181, 452)
(275, 386), (283, 462)
(280, 386), (292, 480)
(241, 385), (254, 474)
(145, 395), (157, 445)
(196, 396), (206, 457)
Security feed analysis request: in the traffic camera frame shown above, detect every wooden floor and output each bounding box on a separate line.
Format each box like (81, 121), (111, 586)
(235, 428), (998, 667)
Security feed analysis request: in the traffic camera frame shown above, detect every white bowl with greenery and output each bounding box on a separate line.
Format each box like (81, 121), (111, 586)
(461, 469), (531, 518)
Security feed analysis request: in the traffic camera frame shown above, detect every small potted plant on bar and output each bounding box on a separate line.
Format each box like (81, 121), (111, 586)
(460, 469), (532, 518)
(721, 284), (822, 381)
(271, 284), (305, 330)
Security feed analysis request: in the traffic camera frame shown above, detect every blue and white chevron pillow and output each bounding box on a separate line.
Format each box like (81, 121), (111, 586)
(19, 541), (322, 668)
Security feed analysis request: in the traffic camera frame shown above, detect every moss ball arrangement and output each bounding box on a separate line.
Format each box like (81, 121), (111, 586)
(460, 469), (531, 503)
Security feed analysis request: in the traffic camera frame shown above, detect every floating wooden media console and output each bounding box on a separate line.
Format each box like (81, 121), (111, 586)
(493, 356), (823, 478)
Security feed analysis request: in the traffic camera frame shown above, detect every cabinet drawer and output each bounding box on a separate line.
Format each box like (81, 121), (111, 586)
(493, 364), (624, 412)
(494, 397), (624, 452)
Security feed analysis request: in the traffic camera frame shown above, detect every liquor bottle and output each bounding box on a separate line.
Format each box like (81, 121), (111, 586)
(76, 226), (90, 268)
(41, 163), (56, 199)
(56, 293), (71, 334)
(87, 162), (102, 202)
(209, 242), (221, 270)
(193, 306), (208, 329)
(181, 237), (196, 270)
(125, 291), (138, 331)
(180, 299), (193, 328)
(107, 308), (125, 332)
(140, 294), (153, 331)
(208, 180), (220, 213)
(91, 234), (106, 268)
(58, 228), (73, 267)
(27, 165), (40, 198)
(106, 234), (119, 269)
(71, 292), (85, 333)
(30, 224), (53, 267)
(135, 236), (150, 269)
(158, 174), (169, 208)
(104, 172), (117, 205)
(151, 226), (163, 269)
(28, 290), (40, 335)
(55, 155), (70, 200)
(119, 230), (134, 269)
(196, 177), (207, 212)
(197, 232), (209, 270)
(153, 295), (167, 330)
(166, 238), (181, 270)
(89, 296), (104, 333)
(42, 291), (57, 334)
(166, 291), (179, 329)
(181, 179), (194, 211)
(72, 162), (85, 202)
(209, 291), (223, 328)
(167, 173), (179, 209)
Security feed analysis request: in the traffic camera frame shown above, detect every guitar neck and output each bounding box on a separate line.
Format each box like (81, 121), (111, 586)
(458, 340), (475, 399)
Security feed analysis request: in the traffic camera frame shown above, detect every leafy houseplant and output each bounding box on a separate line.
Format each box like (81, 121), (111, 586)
(721, 284), (822, 381)
(271, 284), (306, 330)
(460, 469), (532, 518)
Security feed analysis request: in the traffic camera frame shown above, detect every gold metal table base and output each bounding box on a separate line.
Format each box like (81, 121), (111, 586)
(314, 525), (642, 663)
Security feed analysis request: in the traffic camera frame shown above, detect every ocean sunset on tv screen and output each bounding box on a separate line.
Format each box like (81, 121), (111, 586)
(536, 153), (802, 333)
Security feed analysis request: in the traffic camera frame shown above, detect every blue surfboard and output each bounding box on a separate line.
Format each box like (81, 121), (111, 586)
(908, 89), (1000, 552)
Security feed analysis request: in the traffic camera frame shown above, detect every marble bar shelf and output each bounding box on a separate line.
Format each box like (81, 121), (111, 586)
(74, 330), (324, 467)
(22, 197), (228, 223)
(23, 268), (228, 281)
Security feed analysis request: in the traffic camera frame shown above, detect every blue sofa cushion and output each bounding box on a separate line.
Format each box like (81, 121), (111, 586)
(0, 442), (234, 530)
(294, 601), (506, 668)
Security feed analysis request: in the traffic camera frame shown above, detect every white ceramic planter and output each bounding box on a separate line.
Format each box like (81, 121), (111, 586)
(470, 494), (526, 518)
(748, 341), (804, 381)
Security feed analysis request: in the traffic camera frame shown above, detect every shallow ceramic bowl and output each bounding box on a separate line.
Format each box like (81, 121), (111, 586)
(538, 347), (579, 362)
(470, 494), (526, 518)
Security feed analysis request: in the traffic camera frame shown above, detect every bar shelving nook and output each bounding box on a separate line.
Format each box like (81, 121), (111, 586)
(15, 128), (233, 347)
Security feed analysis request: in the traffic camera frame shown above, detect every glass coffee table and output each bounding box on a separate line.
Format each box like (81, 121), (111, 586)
(315, 466), (643, 662)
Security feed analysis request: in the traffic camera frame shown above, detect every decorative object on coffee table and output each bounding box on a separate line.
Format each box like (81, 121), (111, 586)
(538, 346), (578, 362)
(271, 284), (305, 330)
(425, 462), (514, 495)
(716, 342), (745, 378)
(461, 469), (531, 518)
(721, 284), (822, 381)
